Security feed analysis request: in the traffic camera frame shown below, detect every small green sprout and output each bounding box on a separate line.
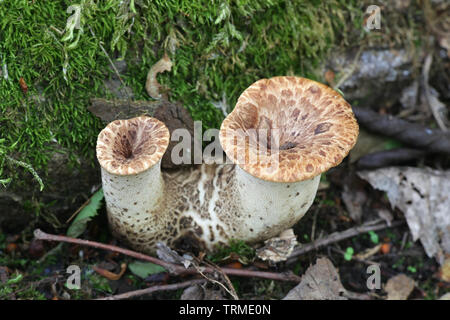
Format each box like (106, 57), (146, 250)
(344, 247), (354, 261)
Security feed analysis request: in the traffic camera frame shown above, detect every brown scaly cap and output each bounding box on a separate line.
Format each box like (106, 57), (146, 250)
(96, 116), (170, 175)
(219, 76), (359, 182)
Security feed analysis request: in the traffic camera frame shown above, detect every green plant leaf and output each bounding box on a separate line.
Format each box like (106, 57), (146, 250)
(368, 231), (379, 244)
(128, 261), (166, 278)
(67, 188), (104, 238)
(7, 273), (23, 285)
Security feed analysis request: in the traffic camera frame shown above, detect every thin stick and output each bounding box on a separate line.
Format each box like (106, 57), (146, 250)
(34, 229), (301, 283)
(287, 220), (404, 264)
(89, 27), (127, 90)
(194, 264), (238, 300)
(96, 279), (206, 300)
(34, 229), (177, 271)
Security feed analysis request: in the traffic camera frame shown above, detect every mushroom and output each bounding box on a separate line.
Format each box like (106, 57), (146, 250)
(96, 76), (359, 254)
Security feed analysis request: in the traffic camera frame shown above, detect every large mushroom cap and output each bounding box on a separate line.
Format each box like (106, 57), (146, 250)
(96, 116), (170, 175)
(219, 76), (359, 182)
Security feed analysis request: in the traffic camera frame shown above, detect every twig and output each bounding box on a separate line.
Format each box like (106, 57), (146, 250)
(196, 257), (239, 300)
(353, 106), (450, 154)
(96, 279), (206, 300)
(34, 229), (301, 283)
(287, 220), (404, 264)
(193, 264), (238, 300)
(89, 27), (127, 91)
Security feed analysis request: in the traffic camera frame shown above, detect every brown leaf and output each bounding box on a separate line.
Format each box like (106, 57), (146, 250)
(19, 77), (28, 94)
(92, 263), (127, 281)
(283, 257), (347, 300)
(385, 274), (415, 300)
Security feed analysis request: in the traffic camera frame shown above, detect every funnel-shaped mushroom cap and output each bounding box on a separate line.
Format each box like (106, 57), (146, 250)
(220, 76), (359, 182)
(96, 116), (170, 175)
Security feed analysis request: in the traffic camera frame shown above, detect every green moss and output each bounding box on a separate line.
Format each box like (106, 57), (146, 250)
(209, 239), (255, 263)
(0, 0), (363, 190)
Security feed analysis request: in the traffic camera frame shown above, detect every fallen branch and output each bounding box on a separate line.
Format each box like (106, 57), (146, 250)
(96, 279), (206, 300)
(34, 229), (301, 283)
(287, 220), (404, 264)
(353, 106), (450, 154)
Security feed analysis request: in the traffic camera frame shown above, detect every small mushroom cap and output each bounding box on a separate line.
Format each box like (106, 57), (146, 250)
(96, 116), (170, 175)
(219, 76), (359, 182)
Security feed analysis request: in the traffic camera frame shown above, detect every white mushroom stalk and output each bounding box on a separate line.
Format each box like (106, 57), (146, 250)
(96, 76), (359, 254)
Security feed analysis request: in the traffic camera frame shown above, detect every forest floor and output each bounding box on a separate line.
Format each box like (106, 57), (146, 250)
(1, 1), (449, 301)
(1, 167), (448, 300)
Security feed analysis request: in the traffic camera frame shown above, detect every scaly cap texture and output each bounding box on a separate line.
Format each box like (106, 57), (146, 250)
(220, 76), (359, 182)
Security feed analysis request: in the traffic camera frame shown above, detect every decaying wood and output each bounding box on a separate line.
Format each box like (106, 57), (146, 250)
(88, 98), (163, 123)
(353, 106), (450, 154)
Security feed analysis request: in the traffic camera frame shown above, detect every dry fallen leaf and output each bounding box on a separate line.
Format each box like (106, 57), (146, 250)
(145, 53), (173, 99)
(181, 284), (226, 300)
(92, 263), (127, 281)
(385, 274), (415, 300)
(256, 229), (298, 263)
(358, 167), (450, 265)
(283, 257), (347, 300)
(355, 244), (382, 260)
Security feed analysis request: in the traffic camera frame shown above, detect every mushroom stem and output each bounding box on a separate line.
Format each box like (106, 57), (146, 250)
(101, 161), (165, 241)
(233, 166), (320, 240)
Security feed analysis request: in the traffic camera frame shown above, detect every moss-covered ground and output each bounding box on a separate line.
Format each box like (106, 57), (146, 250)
(1, 0), (365, 188)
